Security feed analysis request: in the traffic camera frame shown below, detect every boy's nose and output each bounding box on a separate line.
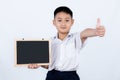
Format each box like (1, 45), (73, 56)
(62, 21), (66, 26)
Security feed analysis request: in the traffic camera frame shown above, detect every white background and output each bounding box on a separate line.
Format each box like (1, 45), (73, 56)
(0, 0), (120, 80)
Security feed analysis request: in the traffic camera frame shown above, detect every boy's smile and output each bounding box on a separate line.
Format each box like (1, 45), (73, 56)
(53, 12), (74, 34)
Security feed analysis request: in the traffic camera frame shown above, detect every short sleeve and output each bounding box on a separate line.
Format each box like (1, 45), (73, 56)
(75, 32), (87, 50)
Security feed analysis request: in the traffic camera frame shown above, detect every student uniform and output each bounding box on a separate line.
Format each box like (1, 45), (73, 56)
(46, 32), (84, 80)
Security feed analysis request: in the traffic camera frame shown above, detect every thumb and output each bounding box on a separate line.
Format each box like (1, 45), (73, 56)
(96, 18), (101, 28)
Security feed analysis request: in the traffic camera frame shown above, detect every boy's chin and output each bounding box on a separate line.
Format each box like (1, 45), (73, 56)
(59, 32), (69, 34)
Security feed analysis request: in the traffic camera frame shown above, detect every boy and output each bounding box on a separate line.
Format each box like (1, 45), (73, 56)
(28, 6), (105, 80)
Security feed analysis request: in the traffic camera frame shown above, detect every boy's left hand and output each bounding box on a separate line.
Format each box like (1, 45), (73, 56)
(95, 18), (105, 37)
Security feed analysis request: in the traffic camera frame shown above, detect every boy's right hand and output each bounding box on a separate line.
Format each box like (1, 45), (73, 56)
(28, 64), (41, 69)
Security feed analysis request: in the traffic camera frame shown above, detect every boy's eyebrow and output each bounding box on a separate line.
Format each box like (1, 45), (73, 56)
(57, 18), (62, 19)
(57, 17), (71, 19)
(65, 17), (71, 19)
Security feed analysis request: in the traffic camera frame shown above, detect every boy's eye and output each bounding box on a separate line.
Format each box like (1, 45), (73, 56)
(58, 20), (62, 22)
(66, 20), (70, 22)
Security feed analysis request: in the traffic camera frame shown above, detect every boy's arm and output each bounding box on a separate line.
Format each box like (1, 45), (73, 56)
(80, 18), (105, 44)
(41, 65), (49, 69)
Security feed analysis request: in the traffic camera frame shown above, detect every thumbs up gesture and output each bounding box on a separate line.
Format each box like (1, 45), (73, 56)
(95, 18), (105, 37)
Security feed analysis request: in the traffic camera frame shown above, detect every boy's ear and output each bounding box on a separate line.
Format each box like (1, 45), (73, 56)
(53, 19), (55, 26)
(72, 19), (74, 25)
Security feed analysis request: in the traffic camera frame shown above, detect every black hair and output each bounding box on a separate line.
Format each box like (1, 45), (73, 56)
(54, 6), (73, 18)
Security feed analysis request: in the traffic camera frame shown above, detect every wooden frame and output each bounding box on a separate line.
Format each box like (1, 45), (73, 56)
(15, 39), (51, 66)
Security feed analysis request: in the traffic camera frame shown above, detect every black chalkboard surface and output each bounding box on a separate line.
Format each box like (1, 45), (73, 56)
(15, 40), (51, 66)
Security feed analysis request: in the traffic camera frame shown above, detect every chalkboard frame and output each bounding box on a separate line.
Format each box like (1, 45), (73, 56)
(15, 39), (51, 66)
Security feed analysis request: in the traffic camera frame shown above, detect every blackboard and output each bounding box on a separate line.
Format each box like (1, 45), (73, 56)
(15, 40), (51, 66)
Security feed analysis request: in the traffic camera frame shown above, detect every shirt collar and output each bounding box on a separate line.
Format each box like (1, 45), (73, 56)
(53, 32), (72, 39)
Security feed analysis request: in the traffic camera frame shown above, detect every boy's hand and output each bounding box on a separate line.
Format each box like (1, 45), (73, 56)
(95, 18), (105, 37)
(28, 64), (49, 69)
(28, 64), (41, 69)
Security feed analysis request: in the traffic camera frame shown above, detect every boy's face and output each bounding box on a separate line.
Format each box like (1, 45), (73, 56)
(53, 12), (74, 34)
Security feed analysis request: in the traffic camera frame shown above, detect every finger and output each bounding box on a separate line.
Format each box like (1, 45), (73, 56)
(33, 64), (40, 68)
(31, 64), (34, 68)
(97, 27), (104, 31)
(28, 64), (32, 68)
(34, 64), (38, 68)
(98, 31), (105, 37)
(97, 26), (105, 31)
(96, 18), (101, 27)
(28, 64), (35, 69)
(99, 33), (105, 37)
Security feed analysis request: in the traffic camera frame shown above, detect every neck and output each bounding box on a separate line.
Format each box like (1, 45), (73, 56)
(58, 32), (68, 40)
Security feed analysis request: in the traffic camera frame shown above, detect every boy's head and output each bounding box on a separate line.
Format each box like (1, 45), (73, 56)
(54, 6), (73, 18)
(53, 6), (74, 34)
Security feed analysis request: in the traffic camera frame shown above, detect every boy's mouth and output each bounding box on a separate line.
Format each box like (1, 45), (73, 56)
(60, 27), (66, 29)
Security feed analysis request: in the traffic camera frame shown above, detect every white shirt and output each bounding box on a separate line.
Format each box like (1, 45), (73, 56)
(49, 32), (83, 71)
